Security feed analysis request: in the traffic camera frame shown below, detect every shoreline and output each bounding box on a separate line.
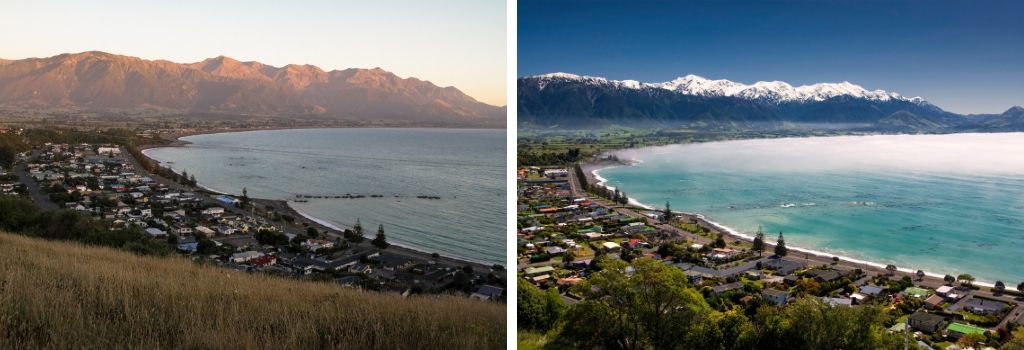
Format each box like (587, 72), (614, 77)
(278, 198), (501, 270)
(141, 128), (501, 271)
(583, 151), (1002, 287)
(141, 125), (506, 151)
(284, 201), (499, 268)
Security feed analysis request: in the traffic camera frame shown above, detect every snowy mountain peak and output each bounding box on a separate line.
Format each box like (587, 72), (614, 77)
(527, 72), (924, 104)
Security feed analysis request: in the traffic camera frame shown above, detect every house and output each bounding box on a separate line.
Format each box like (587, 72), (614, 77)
(858, 285), (885, 296)
(96, 147), (121, 156)
(763, 288), (789, 306)
(711, 248), (740, 260)
(470, 285), (505, 301)
(201, 207), (225, 217)
(804, 269), (844, 283)
(144, 227), (167, 238)
(349, 263), (372, 274)
(712, 281), (744, 295)
(764, 258), (806, 275)
(545, 246), (567, 255)
(907, 312), (946, 334)
(195, 226), (216, 236)
(171, 225), (194, 236)
(601, 241), (621, 253)
(249, 255), (277, 267)
(216, 195), (240, 206)
(230, 251), (264, 263)
(924, 294), (944, 309)
(302, 239), (336, 252)
(963, 297), (1007, 315)
(935, 285), (962, 300)
(523, 266), (555, 277)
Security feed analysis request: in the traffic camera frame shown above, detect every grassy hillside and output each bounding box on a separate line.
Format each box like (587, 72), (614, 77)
(0, 232), (505, 349)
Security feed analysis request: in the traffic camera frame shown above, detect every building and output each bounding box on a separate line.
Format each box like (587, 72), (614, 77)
(601, 241), (621, 253)
(763, 288), (789, 306)
(144, 227), (167, 238)
(230, 251), (264, 263)
(907, 312), (946, 334)
(963, 297), (1007, 315)
(96, 147), (121, 156)
(470, 285), (505, 301)
(764, 258), (806, 275)
(523, 266), (555, 277)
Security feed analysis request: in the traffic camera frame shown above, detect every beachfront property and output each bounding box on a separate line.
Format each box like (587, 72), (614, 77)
(517, 164), (1020, 349)
(15, 142), (505, 299)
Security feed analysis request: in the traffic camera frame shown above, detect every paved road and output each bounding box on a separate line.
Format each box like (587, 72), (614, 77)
(14, 155), (58, 210)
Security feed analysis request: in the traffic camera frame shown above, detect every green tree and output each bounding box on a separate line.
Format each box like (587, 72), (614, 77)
(957, 273), (975, 287)
(994, 280), (1005, 294)
(916, 270), (925, 281)
(944, 274), (956, 285)
(347, 218), (365, 243)
(372, 224), (389, 249)
(663, 201), (672, 222)
(241, 187), (250, 208)
(515, 280), (569, 330)
(563, 258), (710, 350)
(885, 264), (897, 276)
(774, 232), (788, 257)
(713, 235), (727, 249)
(752, 226), (765, 257)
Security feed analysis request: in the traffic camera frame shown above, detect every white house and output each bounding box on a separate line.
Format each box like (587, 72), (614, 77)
(97, 147), (121, 156)
(230, 251), (264, 263)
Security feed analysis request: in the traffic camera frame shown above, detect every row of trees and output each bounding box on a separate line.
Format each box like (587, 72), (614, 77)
(518, 148), (583, 166)
(340, 218), (389, 249)
(125, 143), (195, 187)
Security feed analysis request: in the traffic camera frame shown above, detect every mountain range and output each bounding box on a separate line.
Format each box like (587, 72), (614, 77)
(519, 73), (1021, 131)
(0, 51), (505, 127)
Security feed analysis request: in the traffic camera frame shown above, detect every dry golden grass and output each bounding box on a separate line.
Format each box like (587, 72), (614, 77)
(0, 232), (505, 349)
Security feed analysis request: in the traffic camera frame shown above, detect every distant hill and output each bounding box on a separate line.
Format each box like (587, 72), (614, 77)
(0, 231), (504, 349)
(518, 73), (1019, 131)
(0, 51), (505, 127)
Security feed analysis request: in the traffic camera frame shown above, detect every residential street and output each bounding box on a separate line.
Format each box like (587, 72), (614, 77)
(15, 152), (57, 210)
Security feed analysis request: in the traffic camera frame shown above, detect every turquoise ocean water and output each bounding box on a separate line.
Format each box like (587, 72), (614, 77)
(145, 128), (505, 265)
(598, 133), (1024, 284)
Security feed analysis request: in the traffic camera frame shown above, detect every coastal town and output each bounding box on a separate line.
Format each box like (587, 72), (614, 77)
(3, 134), (505, 301)
(518, 162), (1024, 349)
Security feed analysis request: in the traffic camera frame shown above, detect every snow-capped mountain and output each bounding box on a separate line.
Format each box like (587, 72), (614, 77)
(530, 72), (925, 104)
(518, 73), (963, 129)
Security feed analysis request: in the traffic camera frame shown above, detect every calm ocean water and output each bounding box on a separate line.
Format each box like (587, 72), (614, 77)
(599, 133), (1024, 284)
(145, 128), (505, 265)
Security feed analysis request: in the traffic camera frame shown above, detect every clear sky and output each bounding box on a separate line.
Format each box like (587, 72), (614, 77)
(519, 0), (1023, 114)
(0, 0), (506, 106)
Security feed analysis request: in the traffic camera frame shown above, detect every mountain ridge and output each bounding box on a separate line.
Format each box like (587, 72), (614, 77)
(0, 51), (504, 127)
(519, 72), (1018, 131)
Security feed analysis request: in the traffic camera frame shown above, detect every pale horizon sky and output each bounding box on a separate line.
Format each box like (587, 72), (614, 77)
(0, 0), (507, 106)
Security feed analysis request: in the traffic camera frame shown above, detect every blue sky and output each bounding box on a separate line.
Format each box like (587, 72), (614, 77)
(519, 0), (1023, 114)
(0, 0), (506, 105)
